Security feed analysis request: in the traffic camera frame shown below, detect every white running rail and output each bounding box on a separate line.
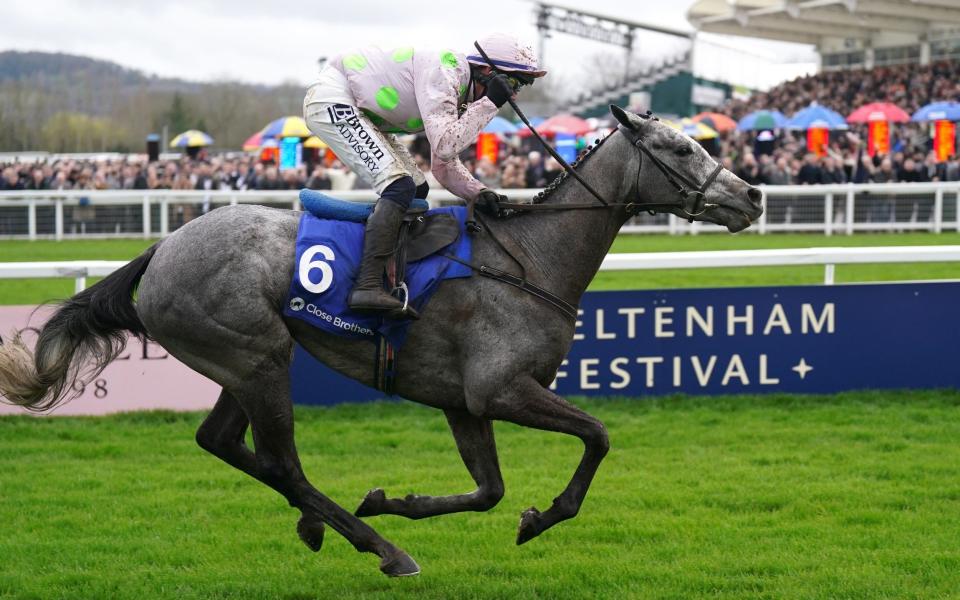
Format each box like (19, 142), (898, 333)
(3, 246), (959, 292)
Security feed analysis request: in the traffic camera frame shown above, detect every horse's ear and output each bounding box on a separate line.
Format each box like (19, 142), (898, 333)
(609, 105), (635, 130)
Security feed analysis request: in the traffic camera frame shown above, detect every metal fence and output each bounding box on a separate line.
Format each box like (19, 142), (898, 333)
(1, 182), (959, 240)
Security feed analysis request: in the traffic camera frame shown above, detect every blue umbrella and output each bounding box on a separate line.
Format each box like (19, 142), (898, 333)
(911, 101), (960, 122)
(483, 116), (518, 134)
(787, 105), (847, 130)
(736, 110), (788, 131)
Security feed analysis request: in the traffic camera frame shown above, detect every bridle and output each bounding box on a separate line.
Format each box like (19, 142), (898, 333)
(617, 124), (724, 218)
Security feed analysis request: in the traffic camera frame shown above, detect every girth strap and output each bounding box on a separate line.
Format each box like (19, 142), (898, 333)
(443, 253), (578, 321)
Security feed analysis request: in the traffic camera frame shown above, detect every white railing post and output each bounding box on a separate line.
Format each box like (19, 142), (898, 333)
(824, 263), (835, 285)
(845, 186), (855, 236)
(824, 193), (833, 237)
(55, 198), (64, 241)
(230, 195), (238, 206)
(28, 200), (37, 241)
(142, 195), (151, 239)
(160, 197), (169, 237)
(932, 188), (942, 234)
(74, 275), (87, 293)
(758, 193), (767, 234)
(956, 189), (960, 233)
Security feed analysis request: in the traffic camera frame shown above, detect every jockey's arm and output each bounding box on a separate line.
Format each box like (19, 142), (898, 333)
(415, 64), (498, 201)
(430, 152), (485, 201)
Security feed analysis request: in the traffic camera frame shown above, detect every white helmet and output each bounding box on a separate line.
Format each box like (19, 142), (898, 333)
(467, 33), (547, 79)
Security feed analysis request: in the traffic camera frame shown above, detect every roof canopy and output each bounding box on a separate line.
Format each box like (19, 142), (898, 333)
(688, 0), (960, 45)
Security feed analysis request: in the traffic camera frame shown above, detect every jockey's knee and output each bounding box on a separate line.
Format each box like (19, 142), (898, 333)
(415, 180), (430, 200)
(380, 175), (416, 210)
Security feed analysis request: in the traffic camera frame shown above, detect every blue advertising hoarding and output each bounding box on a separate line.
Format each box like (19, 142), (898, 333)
(290, 281), (960, 405)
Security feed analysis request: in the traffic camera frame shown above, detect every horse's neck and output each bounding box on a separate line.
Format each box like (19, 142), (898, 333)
(508, 137), (631, 303)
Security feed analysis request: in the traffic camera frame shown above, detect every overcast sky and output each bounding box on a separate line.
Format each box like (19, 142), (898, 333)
(2, 0), (816, 88)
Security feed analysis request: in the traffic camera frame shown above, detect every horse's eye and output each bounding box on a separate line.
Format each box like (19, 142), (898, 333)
(676, 146), (694, 157)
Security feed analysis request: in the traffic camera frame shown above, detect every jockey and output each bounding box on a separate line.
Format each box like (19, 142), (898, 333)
(304, 32), (546, 317)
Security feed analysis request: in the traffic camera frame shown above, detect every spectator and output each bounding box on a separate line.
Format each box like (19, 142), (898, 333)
(796, 154), (823, 185)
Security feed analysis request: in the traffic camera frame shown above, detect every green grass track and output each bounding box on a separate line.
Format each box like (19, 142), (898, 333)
(2, 391), (959, 599)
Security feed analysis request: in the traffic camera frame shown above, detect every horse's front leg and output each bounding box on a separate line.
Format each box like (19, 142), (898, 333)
(356, 409), (505, 519)
(467, 375), (610, 545)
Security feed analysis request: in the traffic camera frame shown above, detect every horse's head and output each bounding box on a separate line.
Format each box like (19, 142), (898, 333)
(610, 105), (763, 233)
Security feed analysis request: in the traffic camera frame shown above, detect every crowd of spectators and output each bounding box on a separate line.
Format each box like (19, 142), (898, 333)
(713, 59), (960, 186)
(722, 60), (960, 121)
(3, 59), (960, 194)
(0, 155), (360, 194)
(0, 148), (568, 195)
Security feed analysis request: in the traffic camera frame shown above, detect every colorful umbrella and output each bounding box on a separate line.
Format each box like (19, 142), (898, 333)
(737, 110), (788, 131)
(787, 105), (847, 130)
(260, 116), (312, 138)
(169, 129), (214, 148)
(912, 101), (960, 122)
(483, 116), (519, 134)
(846, 102), (911, 124)
(692, 112), (737, 133)
(666, 118), (718, 140)
(303, 136), (328, 149)
(242, 129), (265, 151)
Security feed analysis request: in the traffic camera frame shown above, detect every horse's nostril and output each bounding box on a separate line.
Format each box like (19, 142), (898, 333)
(747, 187), (763, 204)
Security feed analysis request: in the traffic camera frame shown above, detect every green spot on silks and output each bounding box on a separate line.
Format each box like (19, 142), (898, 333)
(392, 47), (414, 62)
(375, 86), (400, 111)
(440, 51), (458, 68)
(342, 54), (367, 71)
(406, 118), (424, 131)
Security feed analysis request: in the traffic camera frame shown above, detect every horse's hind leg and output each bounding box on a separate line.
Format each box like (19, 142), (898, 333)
(356, 409), (504, 519)
(468, 375), (610, 545)
(195, 390), (324, 552)
(230, 370), (420, 576)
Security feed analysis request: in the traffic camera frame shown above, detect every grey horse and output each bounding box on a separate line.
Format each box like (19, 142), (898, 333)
(0, 106), (763, 577)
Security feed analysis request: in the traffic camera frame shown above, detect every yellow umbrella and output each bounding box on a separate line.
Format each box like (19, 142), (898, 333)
(260, 116), (312, 139)
(668, 118), (719, 141)
(303, 136), (328, 149)
(170, 129), (214, 148)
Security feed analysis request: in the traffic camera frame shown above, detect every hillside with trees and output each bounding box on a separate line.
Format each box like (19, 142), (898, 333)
(0, 51), (305, 153)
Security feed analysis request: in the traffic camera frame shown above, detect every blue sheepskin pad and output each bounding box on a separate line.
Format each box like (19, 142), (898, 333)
(299, 189), (429, 222)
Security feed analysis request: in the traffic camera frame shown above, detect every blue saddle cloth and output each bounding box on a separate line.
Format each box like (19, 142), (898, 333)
(283, 204), (472, 347)
(299, 189), (429, 222)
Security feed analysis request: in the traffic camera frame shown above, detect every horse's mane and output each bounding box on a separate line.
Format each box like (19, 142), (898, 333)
(533, 131), (614, 204)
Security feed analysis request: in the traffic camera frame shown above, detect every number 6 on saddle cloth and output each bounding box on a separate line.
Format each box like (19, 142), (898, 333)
(284, 189), (473, 353)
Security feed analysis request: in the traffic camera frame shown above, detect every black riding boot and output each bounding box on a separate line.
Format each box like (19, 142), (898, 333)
(348, 199), (417, 318)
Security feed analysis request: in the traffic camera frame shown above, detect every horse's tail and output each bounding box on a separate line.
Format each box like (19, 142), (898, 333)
(0, 243), (160, 412)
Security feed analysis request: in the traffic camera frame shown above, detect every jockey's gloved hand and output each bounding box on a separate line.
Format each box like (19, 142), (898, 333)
(476, 189), (511, 217)
(483, 74), (514, 108)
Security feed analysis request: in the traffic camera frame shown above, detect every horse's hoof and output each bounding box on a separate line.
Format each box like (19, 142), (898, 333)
(296, 515), (325, 552)
(516, 506), (542, 545)
(379, 550), (421, 577)
(356, 488), (386, 517)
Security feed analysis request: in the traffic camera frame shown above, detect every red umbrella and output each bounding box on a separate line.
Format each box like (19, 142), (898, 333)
(242, 129), (264, 151)
(691, 112), (737, 133)
(846, 102), (911, 124)
(518, 114), (592, 137)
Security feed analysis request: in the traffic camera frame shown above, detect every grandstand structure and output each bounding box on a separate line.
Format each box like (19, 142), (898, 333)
(688, 0), (960, 71)
(535, 3), (729, 119)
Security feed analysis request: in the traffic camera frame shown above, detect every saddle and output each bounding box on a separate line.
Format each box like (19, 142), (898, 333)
(298, 189), (462, 296)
